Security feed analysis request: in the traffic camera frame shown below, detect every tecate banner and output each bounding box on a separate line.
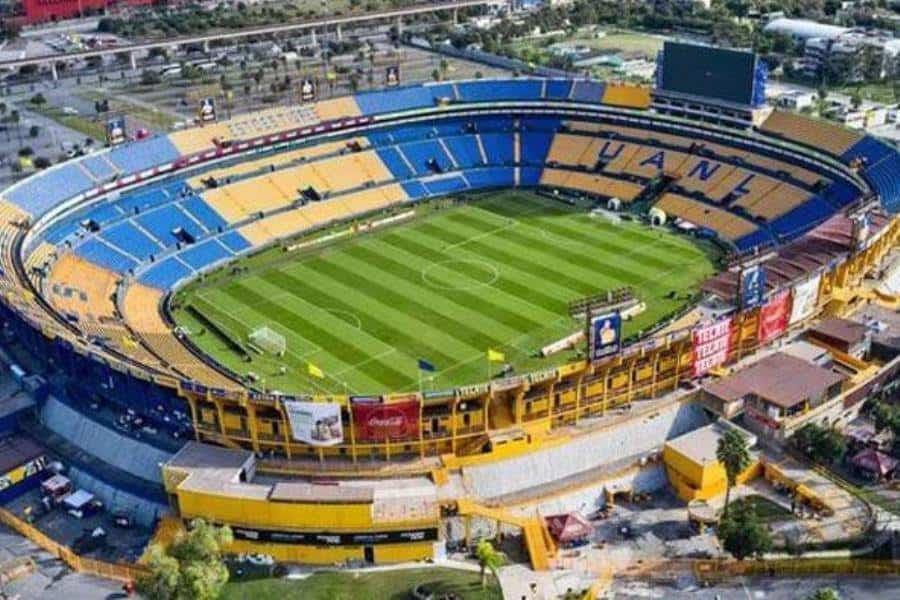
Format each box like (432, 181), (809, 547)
(758, 289), (791, 345)
(284, 401), (343, 446)
(692, 317), (732, 377)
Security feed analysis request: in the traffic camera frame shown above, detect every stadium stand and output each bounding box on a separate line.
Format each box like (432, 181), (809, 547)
(46, 254), (119, 321)
(601, 83), (652, 108)
(540, 169), (644, 201)
(655, 192), (760, 241)
(760, 111), (863, 156)
(4, 162), (95, 217)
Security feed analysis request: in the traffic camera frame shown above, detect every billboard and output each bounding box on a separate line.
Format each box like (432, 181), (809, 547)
(199, 97), (217, 123)
(660, 41), (757, 106)
(385, 65), (400, 87)
(300, 78), (316, 102)
(740, 264), (766, 310)
(352, 397), (419, 442)
(105, 117), (126, 146)
(692, 317), (732, 377)
(590, 312), (622, 361)
(758, 289), (791, 345)
(283, 400), (343, 446)
(789, 274), (821, 326)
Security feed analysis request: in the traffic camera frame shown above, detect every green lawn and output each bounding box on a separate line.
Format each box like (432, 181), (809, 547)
(171, 191), (717, 395)
(222, 568), (501, 600)
(730, 495), (795, 523)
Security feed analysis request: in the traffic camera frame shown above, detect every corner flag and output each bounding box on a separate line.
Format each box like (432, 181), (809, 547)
(417, 358), (436, 373)
(487, 349), (505, 362)
(307, 362), (325, 379)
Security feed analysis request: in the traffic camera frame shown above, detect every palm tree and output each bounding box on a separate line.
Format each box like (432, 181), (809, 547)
(716, 428), (750, 517)
(474, 538), (504, 589)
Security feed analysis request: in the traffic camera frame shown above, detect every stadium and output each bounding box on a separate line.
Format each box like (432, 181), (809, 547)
(0, 41), (899, 580)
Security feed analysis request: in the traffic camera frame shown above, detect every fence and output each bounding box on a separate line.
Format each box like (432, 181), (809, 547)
(693, 558), (900, 581)
(0, 507), (148, 583)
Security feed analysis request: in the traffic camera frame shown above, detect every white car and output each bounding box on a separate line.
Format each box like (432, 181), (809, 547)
(61, 106), (79, 116)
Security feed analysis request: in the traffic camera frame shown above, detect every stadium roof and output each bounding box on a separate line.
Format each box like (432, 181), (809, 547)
(702, 353), (845, 409)
(763, 18), (849, 41)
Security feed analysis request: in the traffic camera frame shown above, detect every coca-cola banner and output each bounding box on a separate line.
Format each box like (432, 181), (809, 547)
(758, 289), (791, 345)
(352, 397), (420, 442)
(692, 317), (732, 377)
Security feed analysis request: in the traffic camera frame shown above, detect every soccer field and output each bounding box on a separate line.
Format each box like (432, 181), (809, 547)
(171, 191), (718, 395)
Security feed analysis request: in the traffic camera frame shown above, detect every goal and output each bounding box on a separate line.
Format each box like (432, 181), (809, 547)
(248, 326), (286, 356)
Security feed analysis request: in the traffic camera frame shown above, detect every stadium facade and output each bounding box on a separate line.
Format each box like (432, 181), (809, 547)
(2, 71), (899, 565)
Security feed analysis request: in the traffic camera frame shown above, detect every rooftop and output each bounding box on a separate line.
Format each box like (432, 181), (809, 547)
(703, 353), (846, 409)
(666, 420), (758, 466)
(809, 317), (870, 346)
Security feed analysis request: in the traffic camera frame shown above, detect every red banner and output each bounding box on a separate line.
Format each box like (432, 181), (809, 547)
(757, 289), (791, 345)
(692, 317), (732, 377)
(352, 399), (419, 441)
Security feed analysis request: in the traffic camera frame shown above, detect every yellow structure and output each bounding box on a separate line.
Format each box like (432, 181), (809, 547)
(663, 421), (761, 502)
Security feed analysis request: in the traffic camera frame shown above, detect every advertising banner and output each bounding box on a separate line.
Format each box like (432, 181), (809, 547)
(300, 78), (317, 102)
(352, 398), (419, 442)
(283, 400), (343, 446)
(385, 65), (400, 87)
(740, 264), (766, 309)
(758, 289), (791, 344)
(692, 317), (732, 377)
(105, 117), (126, 146)
(590, 312), (622, 361)
(199, 97), (217, 122)
(789, 274), (821, 326)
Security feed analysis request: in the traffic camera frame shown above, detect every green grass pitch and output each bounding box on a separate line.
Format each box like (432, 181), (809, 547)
(171, 191), (718, 395)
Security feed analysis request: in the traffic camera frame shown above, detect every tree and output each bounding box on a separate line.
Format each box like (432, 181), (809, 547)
(716, 429), (751, 516)
(793, 423), (846, 464)
(138, 519), (233, 600)
(29, 93), (46, 107)
(807, 588), (841, 600)
(474, 538), (504, 589)
(717, 507), (772, 560)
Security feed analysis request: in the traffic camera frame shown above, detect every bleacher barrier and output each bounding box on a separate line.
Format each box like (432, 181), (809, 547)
(0, 507), (147, 583)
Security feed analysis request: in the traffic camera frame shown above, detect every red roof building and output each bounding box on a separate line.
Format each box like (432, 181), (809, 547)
(850, 448), (897, 480)
(21, 0), (154, 25)
(545, 512), (592, 544)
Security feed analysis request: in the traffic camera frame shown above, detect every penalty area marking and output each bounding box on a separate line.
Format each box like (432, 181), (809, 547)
(421, 259), (500, 291)
(321, 308), (363, 330)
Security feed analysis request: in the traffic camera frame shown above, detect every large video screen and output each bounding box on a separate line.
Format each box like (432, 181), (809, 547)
(659, 42), (757, 106)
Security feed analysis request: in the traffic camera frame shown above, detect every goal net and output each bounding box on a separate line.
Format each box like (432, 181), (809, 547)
(248, 326), (286, 356)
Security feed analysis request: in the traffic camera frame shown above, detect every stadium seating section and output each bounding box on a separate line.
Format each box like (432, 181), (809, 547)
(0, 76), (892, 393)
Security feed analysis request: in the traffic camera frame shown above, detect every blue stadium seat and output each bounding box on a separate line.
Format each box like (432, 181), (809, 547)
(456, 79), (543, 102)
(770, 196), (834, 239)
(77, 238), (138, 272)
(464, 167), (515, 189)
(401, 180), (427, 200)
(398, 140), (454, 175)
(424, 175), (468, 196)
(376, 147), (415, 179)
(139, 257), (194, 289)
(5, 163), (96, 217)
(101, 221), (162, 261)
(544, 79), (573, 100)
(444, 136), (483, 168)
(519, 167), (544, 186)
(841, 135), (895, 166)
(355, 85), (436, 116)
(178, 239), (232, 271)
(570, 80), (606, 103)
(863, 153), (900, 213)
(733, 228), (775, 252)
(520, 132), (555, 165)
(136, 205), (202, 243)
(118, 181), (185, 214)
(480, 133), (515, 165)
(80, 154), (119, 181)
(180, 195), (228, 231)
(218, 231), (252, 253)
(107, 136), (180, 174)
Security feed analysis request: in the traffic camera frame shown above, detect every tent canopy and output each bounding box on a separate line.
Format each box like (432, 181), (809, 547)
(545, 512), (592, 543)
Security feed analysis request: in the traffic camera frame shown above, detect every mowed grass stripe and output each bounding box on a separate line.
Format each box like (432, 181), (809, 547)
(443, 210), (672, 293)
(415, 215), (622, 297)
(224, 281), (412, 389)
(481, 194), (701, 260)
(477, 195), (697, 268)
(325, 246), (525, 345)
(256, 263), (460, 370)
(373, 232), (551, 330)
(277, 261), (482, 362)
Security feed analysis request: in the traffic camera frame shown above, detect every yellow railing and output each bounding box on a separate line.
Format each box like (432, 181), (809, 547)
(0, 508), (147, 583)
(693, 558), (900, 580)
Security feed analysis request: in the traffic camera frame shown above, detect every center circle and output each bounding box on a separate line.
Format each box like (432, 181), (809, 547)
(421, 259), (499, 290)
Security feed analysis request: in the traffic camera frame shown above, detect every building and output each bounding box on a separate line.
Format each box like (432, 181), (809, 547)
(807, 317), (871, 359)
(663, 420), (760, 502)
(702, 353), (846, 438)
